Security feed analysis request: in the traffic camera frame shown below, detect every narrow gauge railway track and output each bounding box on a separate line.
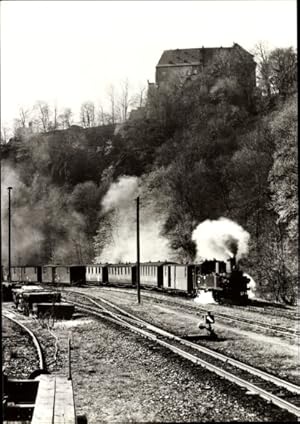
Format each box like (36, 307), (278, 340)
(91, 286), (299, 338)
(2, 310), (46, 373)
(63, 290), (300, 419)
(85, 283), (298, 320)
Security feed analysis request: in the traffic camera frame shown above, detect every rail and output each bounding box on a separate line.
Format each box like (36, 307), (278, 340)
(63, 291), (300, 418)
(90, 286), (299, 338)
(3, 311), (46, 372)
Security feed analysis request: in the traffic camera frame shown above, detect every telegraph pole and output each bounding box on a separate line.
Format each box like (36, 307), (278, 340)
(0, 144), (2, 295)
(8, 187), (12, 283)
(136, 196), (141, 304)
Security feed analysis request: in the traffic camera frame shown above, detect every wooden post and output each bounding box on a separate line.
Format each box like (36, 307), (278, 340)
(136, 197), (141, 304)
(68, 336), (72, 380)
(0, 145), (2, 304)
(8, 187), (12, 283)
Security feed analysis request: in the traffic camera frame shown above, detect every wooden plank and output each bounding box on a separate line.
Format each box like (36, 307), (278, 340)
(31, 375), (55, 424)
(54, 376), (76, 424)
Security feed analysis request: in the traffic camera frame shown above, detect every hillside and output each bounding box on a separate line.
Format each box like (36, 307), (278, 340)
(1, 58), (297, 304)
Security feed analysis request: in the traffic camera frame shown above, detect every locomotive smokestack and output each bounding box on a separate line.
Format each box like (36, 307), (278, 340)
(226, 255), (236, 273)
(231, 255), (236, 268)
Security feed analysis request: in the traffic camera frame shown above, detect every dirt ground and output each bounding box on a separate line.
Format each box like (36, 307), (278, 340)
(3, 296), (298, 423)
(69, 287), (299, 385)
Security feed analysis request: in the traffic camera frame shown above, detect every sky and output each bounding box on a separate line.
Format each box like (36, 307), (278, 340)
(1, 0), (297, 132)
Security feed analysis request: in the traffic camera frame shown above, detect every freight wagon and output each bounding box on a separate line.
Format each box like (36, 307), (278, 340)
(86, 264), (108, 284)
(11, 266), (42, 283)
(107, 263), (136, 286)
(42, 265), (86, 285)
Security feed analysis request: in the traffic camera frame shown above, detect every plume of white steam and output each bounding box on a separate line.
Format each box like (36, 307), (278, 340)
(244, 273), (256, 299)
(97, 175), (173, 263)
(192, 217), (250, 261)
(194, 290), (217, 305)
(102, 176), (139, 213)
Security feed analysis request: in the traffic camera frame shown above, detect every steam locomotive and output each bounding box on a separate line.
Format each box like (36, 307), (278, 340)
(4, 257), (250, 304)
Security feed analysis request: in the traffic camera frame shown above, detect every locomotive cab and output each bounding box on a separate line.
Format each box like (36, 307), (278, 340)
(215, 256), (250, 304)
(194, 257), (250, 304)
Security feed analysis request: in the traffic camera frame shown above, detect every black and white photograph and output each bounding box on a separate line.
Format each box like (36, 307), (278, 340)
(1, 1), (298, 422)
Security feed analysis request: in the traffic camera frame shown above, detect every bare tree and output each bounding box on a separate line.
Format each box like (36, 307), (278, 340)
(253, 43), (297, 97)
(80, 101), (95, 128)
(118, 78), (132, 122)
(132, 85), (147, 108)
(53, 104), (59, 130)
(253, 42), (272, 96)
(19, 107), (31, 127)
(58, 108), (73, 129)
(96, 104), (110, 126)
(12, 107), (32, 133)
(1, 126), (10, 144)
(268, 47), (297, 97)
(107, 85), (120, 124)
(34, 101), (51, 132)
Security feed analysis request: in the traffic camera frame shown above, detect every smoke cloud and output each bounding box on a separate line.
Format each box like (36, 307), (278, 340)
(96, 175), (174, 263)
(1, 161), (98, 266)
(1, 164), (45, 264)
(101, 176), (139, 213)
(194, 291), (217, 305)
(192, 217), (250, 261)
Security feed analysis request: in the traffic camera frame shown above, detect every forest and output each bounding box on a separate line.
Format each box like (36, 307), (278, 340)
(1, 45), (297, 304)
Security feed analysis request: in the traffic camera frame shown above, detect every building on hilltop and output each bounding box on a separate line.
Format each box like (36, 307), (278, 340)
(154, 42), (256, 89)
(129, 43), (256, 121)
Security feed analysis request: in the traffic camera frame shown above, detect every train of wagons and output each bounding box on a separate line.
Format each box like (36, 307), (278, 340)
(3, 257), (250, 304)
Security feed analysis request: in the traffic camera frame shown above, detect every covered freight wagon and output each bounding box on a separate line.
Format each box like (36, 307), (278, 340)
(11, 266), (42, 283)
(86, 264), (108, 284)
(162, 263), (195, 294)
(139, 262), (162, 288)
(107, 263), (136, 286)
(42, 265), (86, 285)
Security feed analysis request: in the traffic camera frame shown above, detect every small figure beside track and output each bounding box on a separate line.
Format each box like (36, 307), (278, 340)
(198, 311), (217, 338)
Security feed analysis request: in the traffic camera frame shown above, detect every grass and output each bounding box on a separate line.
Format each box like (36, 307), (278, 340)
(93, 289), (299, 385)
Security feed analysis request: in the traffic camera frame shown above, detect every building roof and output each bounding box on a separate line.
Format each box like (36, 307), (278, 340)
(157, 43), (253, 67)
